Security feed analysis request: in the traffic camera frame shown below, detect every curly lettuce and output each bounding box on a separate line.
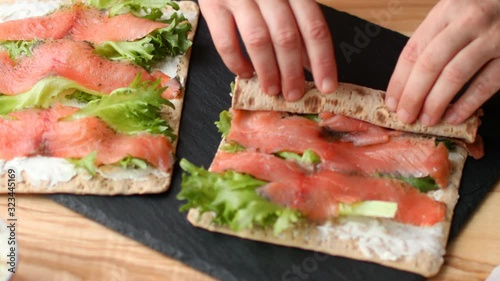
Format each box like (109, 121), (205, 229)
(94, 15), (192, 69)
(177, 159), (301, 235)
(117, 156), (148, 169)
(67, 151), (98, 176)
(65, 75), (176, 141)
(275, 149), (321, 165)
(0, 77), (103, 115)
(0, 40), (38, 59)
(89, 0), (180, 20)
(178, 159), (400, 235)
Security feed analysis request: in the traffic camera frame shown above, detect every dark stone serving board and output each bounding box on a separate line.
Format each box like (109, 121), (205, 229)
(50, 2), (500, 281)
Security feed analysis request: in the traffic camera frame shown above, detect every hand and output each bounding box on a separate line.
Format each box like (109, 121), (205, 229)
(385, 0), (500, 125)
(199, 0), (338, 101)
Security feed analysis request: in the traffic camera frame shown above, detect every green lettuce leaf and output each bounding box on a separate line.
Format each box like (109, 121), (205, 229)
(0, 40), (37, 59)
(0, 77), (102, 115)
(66, 91), (102, 103)
(338, 201), (397, 218)
(215, 110), (232, 138)
(177, 159), (301, 235)
(276, 149), (321, 165)
(117, 156), (148, 169)
(301, 114), (320, 122)
(436, 138), (456, 152)
(68, 152), (151, 176)
(177, 159), (400, 234)
(229, 81), (235, 96)
(67, 151), (98, 176)
(65, 75), (176, 141)
(397, 176), (439, 192)
(94, 13), (192, 69)
(220, 142), (245, 153)
(89, 0), (179, 20)
(380, 174), (439, 192)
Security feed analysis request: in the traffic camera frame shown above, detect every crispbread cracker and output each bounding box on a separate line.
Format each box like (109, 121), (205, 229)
(186, 145), (467, 277)
(0, 170), (170, 195)
(232, 76), (481, 143)
(0, 1), (200, 194)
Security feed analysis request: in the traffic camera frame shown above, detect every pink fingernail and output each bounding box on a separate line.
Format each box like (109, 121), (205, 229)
(397, 109), (411, 123)
(321, 78), (336, 94)
(446, 112), (460, 124)
(386, 97), (398, 111)
(287, 89), (303, 101)
(267, 85), (280, 95)
(419, 113), (431, 126)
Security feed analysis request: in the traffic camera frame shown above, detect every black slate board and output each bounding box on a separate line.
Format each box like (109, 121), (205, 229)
(50, 3), (500, 281)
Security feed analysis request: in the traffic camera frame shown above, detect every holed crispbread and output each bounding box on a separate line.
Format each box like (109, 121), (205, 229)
(187, 145), (468, 277)
(232, 76), (481, 143)
(0, 0), (200, 194)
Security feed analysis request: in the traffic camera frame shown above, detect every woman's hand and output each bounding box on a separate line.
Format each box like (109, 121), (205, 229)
(385, 0), (500, 125)
(199, 0), (338, 101)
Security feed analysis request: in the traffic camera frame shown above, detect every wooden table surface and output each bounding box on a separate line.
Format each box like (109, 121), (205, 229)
(2, 1), (500, 280)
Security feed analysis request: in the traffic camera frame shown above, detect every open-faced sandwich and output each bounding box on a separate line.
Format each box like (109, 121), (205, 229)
(178, 76), (484, 277)
(0, 0), (199, 194)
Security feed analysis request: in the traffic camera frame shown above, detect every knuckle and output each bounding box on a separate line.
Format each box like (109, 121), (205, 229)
(283, 70), (304, 84)
(471, 77), (495, 98)
(456, 98), (479, 118)
(274, 29), (299, 50)
(463, 3), (498, 27)
(216, 39), (237, 55)
(305, 20), (329, 40)
(401, 41), (419, 64)
(463, 12), (487, 27)
(417, 53), (441, 73)
(245, 30), (270, 49)
(315, 57), (336, 70)
(442, 66), (468, 85)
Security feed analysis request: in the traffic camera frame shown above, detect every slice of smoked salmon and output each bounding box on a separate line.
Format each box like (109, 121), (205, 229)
(319, 112), (391, 146)
(0, 39), (166, 95)
(70, 5), (168, 44)
(151, 70), (181, 99)
(0, 109), (45, 159)
(0, 50), (14, 67)
(0, 4), (167, 44)
(211, 151), (446, 226)
(0, 105), (173, 172)
(0, 7), (75, 41)
(227, 110), (451, 187)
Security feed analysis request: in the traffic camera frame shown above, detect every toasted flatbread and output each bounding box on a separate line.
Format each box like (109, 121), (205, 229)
(186, 138), (467, 277)
(0, 1), (200, 194)
(232, 76), (480, 143)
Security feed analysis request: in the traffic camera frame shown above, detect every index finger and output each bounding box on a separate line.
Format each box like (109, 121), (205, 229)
(290, 0), (337, 94)
(200, 1), (254, 78)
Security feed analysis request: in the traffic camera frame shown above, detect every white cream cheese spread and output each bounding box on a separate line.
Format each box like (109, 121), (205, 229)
(318, 218), (445, 261)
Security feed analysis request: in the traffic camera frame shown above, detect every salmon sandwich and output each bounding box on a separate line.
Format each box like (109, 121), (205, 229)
(0, 0), (199, 194)
(177, 76), (484, 277)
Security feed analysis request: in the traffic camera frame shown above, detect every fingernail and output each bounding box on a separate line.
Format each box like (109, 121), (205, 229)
(321, 78), (336, 94)
(397, 109), (411, 123)
(385, 96), (398, 111)
(287, 89), (303, 101)
(445, 111), (460, 124)
(267, 85), (280, 95)
(419, 113), (431, 126)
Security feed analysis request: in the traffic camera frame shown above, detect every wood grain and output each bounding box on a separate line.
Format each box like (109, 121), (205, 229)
(0, 196), (214, 281)
(317, 0), (438, 36)
(2, 1), (500, 281)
